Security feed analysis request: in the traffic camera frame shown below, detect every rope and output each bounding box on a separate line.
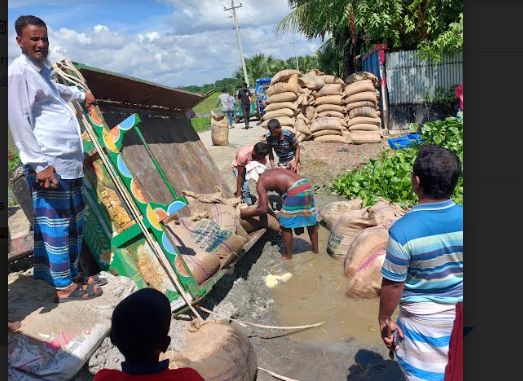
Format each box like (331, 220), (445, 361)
(257, 367), (301, 381)
(197, 306), (324, 331)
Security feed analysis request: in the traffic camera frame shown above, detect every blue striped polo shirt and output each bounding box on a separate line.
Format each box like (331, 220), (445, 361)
(381, 199), (463, 304)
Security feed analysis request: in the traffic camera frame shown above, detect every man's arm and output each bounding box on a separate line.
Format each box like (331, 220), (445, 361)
(55, 83), (96, 108)
(378, 278), (405, 347)
(290, 142), (301, 174)
(268, 146), (275, 169)
(235, 166), (246, 198)
(240, 180), (269, 218)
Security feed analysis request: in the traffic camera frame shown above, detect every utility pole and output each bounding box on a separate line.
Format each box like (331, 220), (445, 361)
(224, 0), (249, 87)
(292, 31), (300, 72)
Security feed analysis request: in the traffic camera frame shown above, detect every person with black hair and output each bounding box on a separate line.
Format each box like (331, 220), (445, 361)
(231, 141), (269, 205)
(378, 144), (463, 381)
(237, 82), (253, 129)
(94, 288), (204, 381)
(266, 119), (300, 174)
(8, 15), (103, 303)
(216, 88), (235, 128)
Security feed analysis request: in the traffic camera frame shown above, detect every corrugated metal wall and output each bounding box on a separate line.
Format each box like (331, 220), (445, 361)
(361, 49), (381, 80)
(385, 50), (462, 104)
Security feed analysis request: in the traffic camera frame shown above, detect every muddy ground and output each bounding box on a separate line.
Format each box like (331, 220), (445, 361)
(10, 121), (404, 381)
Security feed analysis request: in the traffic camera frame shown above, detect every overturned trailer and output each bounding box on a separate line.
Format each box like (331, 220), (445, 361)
(52, 61), (265, 314)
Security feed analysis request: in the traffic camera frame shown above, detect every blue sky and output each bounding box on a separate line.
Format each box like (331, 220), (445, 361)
(7, 0), (324, 87)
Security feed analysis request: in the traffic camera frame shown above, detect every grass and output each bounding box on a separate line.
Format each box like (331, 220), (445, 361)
(193, 92), (221, 116)
(191, 117), (211, 132)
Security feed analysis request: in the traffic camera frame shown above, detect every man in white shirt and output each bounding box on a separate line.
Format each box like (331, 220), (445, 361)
(216, 88), (235, 128)
(8, 15), (105, 302)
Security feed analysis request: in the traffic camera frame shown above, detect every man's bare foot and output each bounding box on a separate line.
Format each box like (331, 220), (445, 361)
(55, 282), (103, 303)
(283, 254), (292, 260)
(8, 321), (21, 331)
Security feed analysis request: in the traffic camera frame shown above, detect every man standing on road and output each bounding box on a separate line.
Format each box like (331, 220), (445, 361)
(266, 119), (301, 174)
(237, 82), (253, 129)
(216, 88), (235, 129)
(240, 168), (319, 260)
(378, 144), (463, 381)
(8, 15), (106, 303)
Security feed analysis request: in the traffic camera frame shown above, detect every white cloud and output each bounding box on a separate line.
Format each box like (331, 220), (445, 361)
(7, 1), (324, 87)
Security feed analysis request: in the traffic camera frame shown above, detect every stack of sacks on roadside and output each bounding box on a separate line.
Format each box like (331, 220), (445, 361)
(320, 198), (405, 298)
(261, 69), (301, 131)
(343, 72), (383, 144)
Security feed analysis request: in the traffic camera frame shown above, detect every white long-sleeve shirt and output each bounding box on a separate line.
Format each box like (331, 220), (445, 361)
(8, 54), (86, 179)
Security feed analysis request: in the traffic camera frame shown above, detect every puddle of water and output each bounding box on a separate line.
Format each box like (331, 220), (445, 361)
(271, 225), (384, 347)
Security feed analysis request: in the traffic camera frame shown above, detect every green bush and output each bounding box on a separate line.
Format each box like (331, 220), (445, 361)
(332, 116), (463, 207)
(8, 152), (21, 175)
(191, 117), (211, 132)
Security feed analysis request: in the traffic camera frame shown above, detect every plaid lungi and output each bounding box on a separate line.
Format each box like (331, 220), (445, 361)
(24, 166), (84, 289)
(279, 178), (318, 229)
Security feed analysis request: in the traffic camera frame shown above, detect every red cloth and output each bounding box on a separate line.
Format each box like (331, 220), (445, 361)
(455, 84), (463, 110)
(444, 302), (463, 381)
(93, 368), (204, 381)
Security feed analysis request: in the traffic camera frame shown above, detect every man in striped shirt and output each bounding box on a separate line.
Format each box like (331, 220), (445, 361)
(379, 144), (463, 381)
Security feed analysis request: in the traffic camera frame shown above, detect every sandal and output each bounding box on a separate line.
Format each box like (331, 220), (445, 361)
(73, 273), (108, 287)
(55, 284), (103, 303)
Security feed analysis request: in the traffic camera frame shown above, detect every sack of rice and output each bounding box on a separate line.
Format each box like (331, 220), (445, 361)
(211, 111), (229, 146)
(264, 102), (298, 112)
(351, 130), (382, 144)
(317, 110), (345, 119)
(349, 123), (381, 132)
(321, 75), (345, 85)
(314, 135), (348, 143)
(299, 71), (325, 90)
(318, 84), (343, 96)
(215, 234), (248, 268)
(260, 116), (296, 129)
(239, 212), (280, 233)
(310, 117), (343, 133)
(343, 80), (376, 97)
(312, 129), (343, 138)
(327, 209), (376, 260)
(271, 69), (300, 85)
(266, 74), (300, 96)
(162, 321), (258, 381)
(349, 107), (379, 119)
(267, 92), (298, 104)
(296, 112), (308, 123)
(344, 226), (389, 299)
(315, 94), (344, 106)
(346, 71), (378, 85)
(319, 199), (363, 229)
(346, 91), (378, 104)
(296, 131), (307, 142)
(347, 116), (382, 128)
(295, 118), (312, 137)
(316, 104), (345, 113)
(345, 100), (377, 111)
(343, 130), (353, 144)
(262, 108), (295, 120)
(305, 106), (317, 121)
(367, 199), (405, 228)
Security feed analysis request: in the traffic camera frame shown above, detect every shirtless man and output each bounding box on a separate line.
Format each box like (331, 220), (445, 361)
(240, 168), (319, 260)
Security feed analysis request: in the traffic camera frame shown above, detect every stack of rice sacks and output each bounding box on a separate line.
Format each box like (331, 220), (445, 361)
(261, 69), (301, 132)
(343, 72), (383, 144)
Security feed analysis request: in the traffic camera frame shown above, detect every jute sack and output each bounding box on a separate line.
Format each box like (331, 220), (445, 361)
(327, 209), (376, 260)
(349, 107), (379, 119)
(346, 71), (378, 85)
(345, 100), (377, 111)
(239, 205), (280, 233)
(316, 104), (345, 113)
(367, 199), (405, 228)
(264, 102), (298, 112)
(346, 91), (378, 104)
(299, 72), (325, 90)
(266, 74), (300, 96)
(318, 110), (345, 119)
(349, 123), (381, 132)
(319, 199), (363, 229)
(295, 118), (312, 136)
(321, 75), (344, 85)
(347, 116), (382, 128)
(166, 218), (221, 284)
(266, 92), (298, 104)
(296, 131), (308, 142)
(312, 129), (343, 137)
(318, 84), (343, 96)
(343, 80), (375, 97)
(305, 106), (317, 121)
(271, 69), (300, 85)
(214, 233), (248, 268)
(351, 130), (382, 144)
(343, 130), (353, 144)
(315, 95), (344, 106)
(310, 117), (343, 132)
(344, 226), (389, 299)
(262, 108), (295, 120)
(211, 111), (229, 146)
(260, 116), (296, 129)
(296, 112), (308, 123)
(314, 135), (348, 143)
(162, 321), (258, 381)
